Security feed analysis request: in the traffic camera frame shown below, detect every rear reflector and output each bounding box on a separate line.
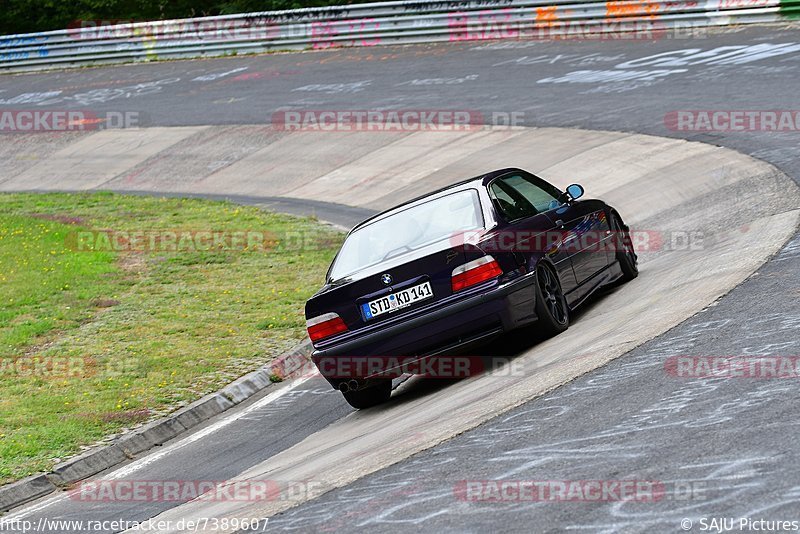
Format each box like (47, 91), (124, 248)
(452, 256), (503, 292)
(307, 312), (348, 342)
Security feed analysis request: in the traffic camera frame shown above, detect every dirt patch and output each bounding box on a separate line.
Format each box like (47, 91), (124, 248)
(28, 213), (86, 225)
(91, 298), (121, 308)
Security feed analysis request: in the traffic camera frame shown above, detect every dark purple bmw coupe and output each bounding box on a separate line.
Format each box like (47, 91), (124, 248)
(305, 168), (638, 408)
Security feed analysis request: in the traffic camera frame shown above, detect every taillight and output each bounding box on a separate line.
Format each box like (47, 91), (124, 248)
(307, 312), (348, 342)
(452, 256), (503, 292)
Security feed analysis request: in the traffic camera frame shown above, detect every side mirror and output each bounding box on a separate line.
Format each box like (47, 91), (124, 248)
(566, 183), (584, 201)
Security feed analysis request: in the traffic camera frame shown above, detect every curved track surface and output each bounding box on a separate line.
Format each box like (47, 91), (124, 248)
(1, 22), (799, 534)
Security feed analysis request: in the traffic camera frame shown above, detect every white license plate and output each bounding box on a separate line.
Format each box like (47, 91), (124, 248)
(361, 281), (433, 320)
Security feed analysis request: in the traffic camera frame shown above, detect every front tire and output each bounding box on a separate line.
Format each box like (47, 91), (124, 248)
(342, 380), (392, 409)
(534, 264), (569, 337)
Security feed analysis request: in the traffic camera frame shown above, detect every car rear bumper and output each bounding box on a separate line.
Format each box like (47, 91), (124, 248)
(311, 271), (539, 387)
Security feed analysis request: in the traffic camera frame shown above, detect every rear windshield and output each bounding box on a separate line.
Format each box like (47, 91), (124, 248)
(329, 189), (484, 280)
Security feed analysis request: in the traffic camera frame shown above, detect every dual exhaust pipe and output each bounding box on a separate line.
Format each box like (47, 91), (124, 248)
(338, 379), (364, 393)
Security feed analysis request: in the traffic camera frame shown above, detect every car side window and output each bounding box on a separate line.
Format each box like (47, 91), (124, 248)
(489, 173), (562, 220)
(489, 180), (530, 220)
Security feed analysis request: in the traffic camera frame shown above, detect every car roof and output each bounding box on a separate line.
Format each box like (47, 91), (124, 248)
(349, 167), (523, 233)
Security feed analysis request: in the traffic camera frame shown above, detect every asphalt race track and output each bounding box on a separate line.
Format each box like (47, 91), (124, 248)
(1, 22), (800, 534)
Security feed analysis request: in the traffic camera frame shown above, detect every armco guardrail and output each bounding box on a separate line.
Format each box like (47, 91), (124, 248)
(1, 0), (799, 72)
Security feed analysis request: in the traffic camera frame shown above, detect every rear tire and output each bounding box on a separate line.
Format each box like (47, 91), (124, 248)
(534, 264), (569, 337)
(610, 213), (638, 282)
(342, 380), (392, 409)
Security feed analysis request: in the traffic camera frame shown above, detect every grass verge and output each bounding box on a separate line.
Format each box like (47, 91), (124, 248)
(0, 192), (342, 484)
